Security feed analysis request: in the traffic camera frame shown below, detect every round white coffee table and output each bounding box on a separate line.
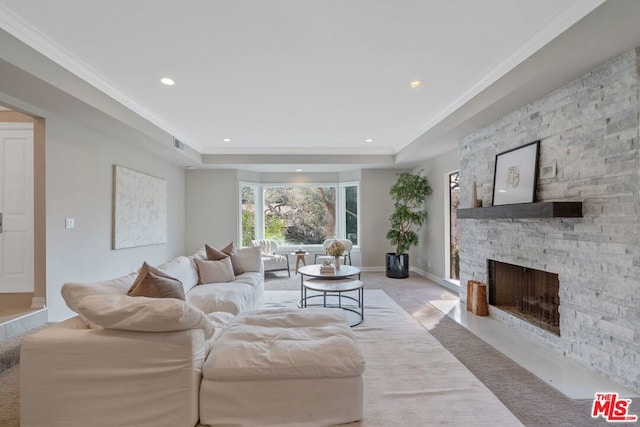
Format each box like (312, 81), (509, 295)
(298, 264), (363, 326)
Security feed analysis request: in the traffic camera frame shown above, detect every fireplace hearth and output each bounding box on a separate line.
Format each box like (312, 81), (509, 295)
(488, 260), (560, 336)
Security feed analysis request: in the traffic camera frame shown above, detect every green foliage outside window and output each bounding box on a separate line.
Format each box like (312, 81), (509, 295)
(241, 185), (256, 246)
(241, 210), (255, 246)
(264, 187), (334, 245)
(241, 184), (358, 246)
(265, 216), (286, 241)
(345, 186), (358, 245)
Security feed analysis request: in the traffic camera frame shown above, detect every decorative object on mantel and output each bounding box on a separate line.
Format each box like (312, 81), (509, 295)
(385, 171), (433, 279)
(471, 181), (482, 207)
(457, 201), (582, 219)
(466, 280), (488, 316)
(539, 162), (557, 179)
(492, 140), (540, 206)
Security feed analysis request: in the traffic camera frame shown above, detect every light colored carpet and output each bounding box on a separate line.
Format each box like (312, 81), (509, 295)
(266, 271), (626, 426)
(3, 271), (632, 426)
(261, 289), (523, 426)
(0, 365), (19, 427)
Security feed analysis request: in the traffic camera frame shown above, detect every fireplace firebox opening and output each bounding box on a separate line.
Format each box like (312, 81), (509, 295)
(488, 260), (560, 336)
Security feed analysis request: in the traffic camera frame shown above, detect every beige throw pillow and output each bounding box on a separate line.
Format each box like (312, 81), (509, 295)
(235, 246), (262, 272)
(205, 244), (227, 261)
(195, 256), (235, 284)
(128, 262), (186, 300)
(221, 241), (245, 275)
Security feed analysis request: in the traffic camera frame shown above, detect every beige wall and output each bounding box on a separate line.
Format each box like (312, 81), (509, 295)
(185, 169), (239, 254)
(359, 169), (406, 268)
(185, 170), (360, 255)
(43, 114), (186, 321)
(187, 168), (400, 269)
(414, 148), (459, 277)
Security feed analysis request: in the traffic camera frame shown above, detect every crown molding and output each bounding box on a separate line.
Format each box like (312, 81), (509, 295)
(0, 4), (187, 148)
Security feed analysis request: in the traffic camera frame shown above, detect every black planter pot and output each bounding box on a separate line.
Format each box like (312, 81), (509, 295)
(385, 253), (409, 279)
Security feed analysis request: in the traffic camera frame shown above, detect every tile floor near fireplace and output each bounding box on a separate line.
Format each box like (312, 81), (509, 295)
(428, 297), (638, 400)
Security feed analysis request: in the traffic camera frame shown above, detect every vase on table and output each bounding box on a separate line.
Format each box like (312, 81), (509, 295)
(334, 256), (341, 269)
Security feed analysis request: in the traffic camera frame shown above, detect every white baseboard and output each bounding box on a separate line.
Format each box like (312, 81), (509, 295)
(30, 297), (46, 309)
(410, 267), (460, 294)
(359, 266), (385, 272)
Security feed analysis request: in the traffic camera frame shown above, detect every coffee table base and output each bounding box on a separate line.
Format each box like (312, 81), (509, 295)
(298, 281), (364, 327)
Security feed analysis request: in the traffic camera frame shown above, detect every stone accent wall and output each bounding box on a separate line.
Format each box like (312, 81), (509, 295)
(459, 48), (640, 392)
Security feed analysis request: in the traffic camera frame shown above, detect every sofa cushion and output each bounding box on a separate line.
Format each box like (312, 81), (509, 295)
(129, 261), (174, 288)
(76, 294), (216, 339)
(205, 244), (227, 261)
(232, 271), (263, 289)
(186, 282), (254, 315)
(61, 273), (136, 315)
(235, 246), (262, 273)
(195, 257), (235, 284)
(207, 311), (236, 328)
(156, 256), (199, 294)
(221, 242), (245, 276)
(203, 308), (365, 380)
(128, 271), (186, 300)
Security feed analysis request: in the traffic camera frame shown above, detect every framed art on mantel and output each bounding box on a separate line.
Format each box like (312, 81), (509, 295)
(112, 165), (167, 249)
(492, 140), (540, 206)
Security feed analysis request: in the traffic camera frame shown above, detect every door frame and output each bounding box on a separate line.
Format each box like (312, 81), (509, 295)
(0, 119), (46, 309)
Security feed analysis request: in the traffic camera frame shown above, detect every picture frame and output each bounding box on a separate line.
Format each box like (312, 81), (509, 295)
(492, 140), (540, 206)
(112, 165), (167, 249)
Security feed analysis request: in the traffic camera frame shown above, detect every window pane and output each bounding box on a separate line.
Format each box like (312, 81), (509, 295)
(449, 172), (460, 279)
(264, 186), (336, 245)
(345, 185), (358, 245)
(241, 185), (256, 246)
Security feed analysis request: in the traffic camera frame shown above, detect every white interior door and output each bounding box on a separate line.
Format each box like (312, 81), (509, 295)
(0, 123), (34, 293)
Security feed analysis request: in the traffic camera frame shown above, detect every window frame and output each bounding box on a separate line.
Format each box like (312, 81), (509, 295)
(239, 181), (360, 250)
(444, 170), (459, 281)
(338, 181), (360, 247)
(239, 183), (259, 247)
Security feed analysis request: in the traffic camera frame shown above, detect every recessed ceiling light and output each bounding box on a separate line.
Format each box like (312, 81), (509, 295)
(408, 80), (423, 89)
(365, 138), (374, 142)
(296, 168), (303, 172)
(160, 77), (175, 86)
(222, 138), (231, 142)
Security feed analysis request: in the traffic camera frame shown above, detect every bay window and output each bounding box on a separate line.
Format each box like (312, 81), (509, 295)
(240, 182), (359, 248)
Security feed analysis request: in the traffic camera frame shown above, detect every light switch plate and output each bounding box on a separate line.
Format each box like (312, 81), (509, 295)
(65, 218), (75, 229)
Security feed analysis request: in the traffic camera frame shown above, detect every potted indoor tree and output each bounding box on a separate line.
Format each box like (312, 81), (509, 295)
(385, 171), (432, 278)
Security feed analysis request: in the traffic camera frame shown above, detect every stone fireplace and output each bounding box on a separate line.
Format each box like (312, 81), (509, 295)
(487, 260), (560, 336)
(457, 48), (640, 393)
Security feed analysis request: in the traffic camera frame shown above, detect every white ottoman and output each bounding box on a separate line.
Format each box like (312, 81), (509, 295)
(199, 308), (365, 426)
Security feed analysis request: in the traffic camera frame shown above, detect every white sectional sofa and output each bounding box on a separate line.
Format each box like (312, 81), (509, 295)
(20, 246), (265, 427)
(20, 245), (365, 427)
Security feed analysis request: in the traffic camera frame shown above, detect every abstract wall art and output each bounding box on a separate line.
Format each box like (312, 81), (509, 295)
(112, 165), (167, 249)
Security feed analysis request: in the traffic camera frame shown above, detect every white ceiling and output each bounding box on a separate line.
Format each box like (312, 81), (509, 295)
(1, 0), (639, 171)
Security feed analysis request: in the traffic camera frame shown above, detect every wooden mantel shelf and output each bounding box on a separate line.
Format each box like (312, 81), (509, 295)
(457, 201), (582, 220)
